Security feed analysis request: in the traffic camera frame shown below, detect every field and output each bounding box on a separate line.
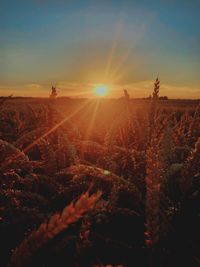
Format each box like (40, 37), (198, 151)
(0, 91), (200, 267)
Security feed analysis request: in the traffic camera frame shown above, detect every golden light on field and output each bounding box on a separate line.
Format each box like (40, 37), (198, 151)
(93, 84), (109, 97)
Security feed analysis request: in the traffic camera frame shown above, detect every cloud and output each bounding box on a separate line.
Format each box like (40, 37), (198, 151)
(0, 80), (199, 99)
(51, 80), (200, 99)
(160, 84), (200, 99)
(56, 82), (96, 97)
(26, 83), (43, 89)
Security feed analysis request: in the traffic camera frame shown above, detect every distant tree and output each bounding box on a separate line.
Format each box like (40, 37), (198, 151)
(159, 96), (168, 100)
(147, 95), (152, 100)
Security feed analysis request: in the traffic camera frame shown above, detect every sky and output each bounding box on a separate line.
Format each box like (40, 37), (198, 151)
(0, 0), (200, 98)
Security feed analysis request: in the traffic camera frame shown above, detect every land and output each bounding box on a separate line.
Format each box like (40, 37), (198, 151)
(0, 96), (200, 267)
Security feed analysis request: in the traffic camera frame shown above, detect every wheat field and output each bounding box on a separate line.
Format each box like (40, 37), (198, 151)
(0, 81), (200, 267)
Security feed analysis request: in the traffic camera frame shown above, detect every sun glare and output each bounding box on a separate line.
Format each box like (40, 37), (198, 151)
(93, 84), (109, 97)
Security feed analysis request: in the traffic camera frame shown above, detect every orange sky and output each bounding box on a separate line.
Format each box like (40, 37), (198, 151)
(0, 0), (200, 99)
(1, 81), (199, 99)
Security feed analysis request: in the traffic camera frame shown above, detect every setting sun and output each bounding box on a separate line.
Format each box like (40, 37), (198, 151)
(93, 84), (109, 97)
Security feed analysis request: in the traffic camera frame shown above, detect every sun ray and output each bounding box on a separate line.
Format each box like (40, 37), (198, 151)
(109, 46), (133, 81)
(80, 99), (100, 158)
(104, 24), (146, 86)
(104, 20), (123, 82)
(22, 100), (90, 154)
(0, 99), (91, 170)
(84, 100), (99, 139)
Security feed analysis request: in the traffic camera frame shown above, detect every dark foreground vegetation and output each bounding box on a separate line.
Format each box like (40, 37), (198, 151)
(0, 83), (200, 267)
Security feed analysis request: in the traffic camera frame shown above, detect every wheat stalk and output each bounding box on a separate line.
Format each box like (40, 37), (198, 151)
(7, 191), (101, 267)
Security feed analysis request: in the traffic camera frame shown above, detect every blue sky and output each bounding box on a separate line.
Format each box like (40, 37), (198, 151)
(0, 0), (199, 98)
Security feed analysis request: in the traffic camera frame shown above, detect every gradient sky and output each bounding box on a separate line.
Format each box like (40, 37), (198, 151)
(0, 0), (200, 98)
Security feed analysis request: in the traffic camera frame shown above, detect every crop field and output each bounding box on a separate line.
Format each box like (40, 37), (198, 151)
(0, 88), (200, 267)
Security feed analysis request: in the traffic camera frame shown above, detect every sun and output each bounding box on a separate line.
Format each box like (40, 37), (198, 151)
(97, 86), (106, 96)
(93, 84), (109, 97)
